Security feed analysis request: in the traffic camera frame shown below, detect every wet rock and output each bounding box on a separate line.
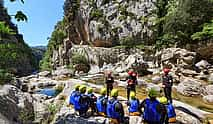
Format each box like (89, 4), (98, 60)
(176, 78), (203, 96)
(203, 95), (213, 104)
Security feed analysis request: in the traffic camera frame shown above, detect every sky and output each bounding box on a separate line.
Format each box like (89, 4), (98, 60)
(5, 0), (64, 46)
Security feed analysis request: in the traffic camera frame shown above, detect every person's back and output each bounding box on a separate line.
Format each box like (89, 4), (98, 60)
(106, 89), (124, 124)
(96, 88), (108, 116)
(69, 84), (80, 105)
(128, 91), (141, 116)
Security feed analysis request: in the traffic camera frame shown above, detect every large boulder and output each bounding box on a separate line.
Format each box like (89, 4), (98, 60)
(52, 67), (74, 79)
(203, 85), (213, 95)
(176, 78), (203, 96)
(0, 85), (34, 123)
(203, 95), (213, 104)
(195, 60), (211, 70)
(160, 48), (196, 69)
(208, 73), (213, 84)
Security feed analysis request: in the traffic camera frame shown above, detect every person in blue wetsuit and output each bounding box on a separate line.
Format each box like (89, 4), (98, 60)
(127, 91), (142, 116)
(158, 96), (176, 124)
(107, 89), (125, 124)
(96, 88), (108, 116)
(69, 84), (80, 105)
(74, 85), (90, 116)
(87, 87), (97, 115)
(141, 88), (166, 124)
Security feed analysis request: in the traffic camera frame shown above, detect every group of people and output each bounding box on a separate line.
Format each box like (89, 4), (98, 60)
(69, 68), (176, 124)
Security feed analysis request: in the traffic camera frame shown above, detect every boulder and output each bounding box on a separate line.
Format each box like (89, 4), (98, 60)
(151, 76), (161, 84)
(176, 78), (203, 96)
(52, 67), (74, 78)
(203, 95), (213, 104)
(160, 48), (196, 69)
(208, 73), (213, 84)
(176, 110), (201, 124)
(195, 60), (211, 70)
(203, 85), (213, 95)
(0, 85), (34, 123)
(38, 71), (51, 77)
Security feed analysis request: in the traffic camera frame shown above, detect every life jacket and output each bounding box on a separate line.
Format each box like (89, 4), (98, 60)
(74, 94), (89, 111)
(106, 99), (121, 119)
(129, 99), (140, 113)
(69, 90), (79, 105)
(166, 103), (176, 123)
(96, 96), (107, 113)
(143, 98), (161, 122)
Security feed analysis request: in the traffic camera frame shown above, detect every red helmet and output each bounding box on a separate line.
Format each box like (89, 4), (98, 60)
(163, 68), (170, 74)
(128, 70), (133, 75)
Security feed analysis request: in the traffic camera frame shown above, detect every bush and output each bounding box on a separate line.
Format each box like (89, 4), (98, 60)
(55, 85), (64, 95)
(71, 53), (90, 73)
(90, 9), (103, 20)
(0, 69), (13, 85)
(119, 36), (139, 48)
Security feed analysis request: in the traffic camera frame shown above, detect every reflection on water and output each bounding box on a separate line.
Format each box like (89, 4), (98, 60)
(37, 88), (57, 97)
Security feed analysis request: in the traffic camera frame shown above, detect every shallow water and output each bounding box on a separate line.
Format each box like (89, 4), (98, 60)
(37, 88), (57, 97)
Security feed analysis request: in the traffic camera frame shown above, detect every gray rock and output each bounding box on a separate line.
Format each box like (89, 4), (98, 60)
(0, 85), (34, 123)
(195, 60), (211, 70)
(38, 71), (51, 77)
(177, 78), (203, 96)
(151, 76), (161, 84)
(203, 85), (213, 95)
(208, 73), (213, 84)
(203, 95), (213, 104)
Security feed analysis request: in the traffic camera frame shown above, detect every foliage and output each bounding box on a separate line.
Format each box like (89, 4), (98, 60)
(9, 0), (27, 22)
(0, 69), (13, 85)
(70, 53), (90, 73)
(55, 85), (64, 95)
(18, 108), (34, 123)
(0, 43), (38, 75)
(119, 36), (141, 48)
(0, 21), (15, 38)
(191, 20), (213, 41)
(50, 30), (67, 47)
(90, 9), (103, 20)
(43, 103), (61, 123)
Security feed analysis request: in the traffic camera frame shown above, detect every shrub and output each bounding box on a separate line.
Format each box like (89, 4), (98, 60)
(0, 69), (13, 85)
(71, 53), (90, 73)
(55, 85), (64, 95)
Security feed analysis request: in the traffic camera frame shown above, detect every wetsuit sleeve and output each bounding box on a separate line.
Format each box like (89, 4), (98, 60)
(102, 98), (108, 107)
(140, 99), (146, 108)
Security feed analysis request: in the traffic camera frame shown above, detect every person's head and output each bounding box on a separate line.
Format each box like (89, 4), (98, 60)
(130, 91), (136, 100)
(87, 87), (93, 94)
(100, 88), (107, 96)
(74, 84), (80, 91)
(79, 85), (87, 93)
(158, 96), (168, 105)
(111, 89), (119, 98)
(148, 88), (158, 99)
(128, 69), (134, 76)
(163, 68), (170, 75)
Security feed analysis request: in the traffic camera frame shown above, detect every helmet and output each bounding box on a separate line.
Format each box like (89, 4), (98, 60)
(100, 88), (107, 95)
(163, 68), (170, 74)
(87, 87), (93, 94)
(111, 89), (118, 97)
(128, 70), (133, 75)
(130, 91), (136, 99)
(74, 84), (80, 91)
(158, 96), (168, 104)
(148, 88), (158, 98)
(79, 85), (87, 93)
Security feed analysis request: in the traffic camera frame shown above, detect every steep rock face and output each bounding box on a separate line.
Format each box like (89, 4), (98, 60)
(64, 0), (156, 46)
(0, 1), (37, 75)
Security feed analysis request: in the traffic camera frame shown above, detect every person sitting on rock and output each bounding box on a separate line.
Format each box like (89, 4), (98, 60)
(96, 88), (108, 116)
(107, 89), (125, 124)
(87, 87), (97, 115)
(69, 84), (80, 105)
(158, 96), (176, 124)
(141, 88), (165, 124)
(127, 91), (142, 116)
(74, 85), (90, 116)
(126, 69), (138, 101)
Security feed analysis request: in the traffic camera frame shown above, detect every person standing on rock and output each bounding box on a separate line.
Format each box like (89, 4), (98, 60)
(105, 71), (114, 98)
(126, 69), (138, 101)
(96, 88), (108, 116)
(162, 68), (173, 103)
(107, 89), (125, 124)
